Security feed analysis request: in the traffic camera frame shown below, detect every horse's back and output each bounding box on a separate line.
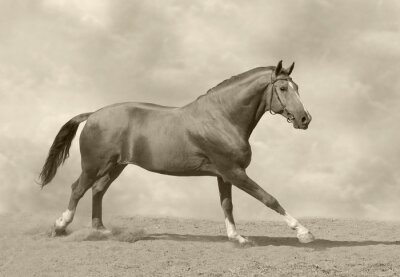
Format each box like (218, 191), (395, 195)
(86, 101), (179, 124)
(81, 101), (181, 145)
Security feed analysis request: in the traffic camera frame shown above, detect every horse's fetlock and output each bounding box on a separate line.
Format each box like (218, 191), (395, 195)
(264, 197), (284, 214)
(92, 218), (104, 229)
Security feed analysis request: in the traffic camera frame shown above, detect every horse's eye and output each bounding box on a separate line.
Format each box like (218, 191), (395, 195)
(280, 86), (287, 91)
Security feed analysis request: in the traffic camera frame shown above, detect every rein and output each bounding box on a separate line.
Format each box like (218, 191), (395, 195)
(267, 76), (295, 123)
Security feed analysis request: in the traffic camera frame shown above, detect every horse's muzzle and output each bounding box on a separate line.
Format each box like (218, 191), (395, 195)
(294, 111), (312, 130)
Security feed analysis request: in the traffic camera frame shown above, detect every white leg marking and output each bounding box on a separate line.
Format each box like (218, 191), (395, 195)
(284, 213), (314, 243)
(284, 213), (299, 229)
(55, 209), (75, 230)
(225, 218), (248, 244)
(225, 218), (237, 237)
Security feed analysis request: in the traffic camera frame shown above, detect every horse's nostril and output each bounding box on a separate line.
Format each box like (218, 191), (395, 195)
(301, 116), (307, 123)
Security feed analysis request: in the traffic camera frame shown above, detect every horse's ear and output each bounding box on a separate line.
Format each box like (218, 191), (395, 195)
(287, 62), (295, 75)
(275, 60), (283, 76)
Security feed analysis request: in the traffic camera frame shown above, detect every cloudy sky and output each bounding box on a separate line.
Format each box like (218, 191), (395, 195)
(1, 0), (399, 222)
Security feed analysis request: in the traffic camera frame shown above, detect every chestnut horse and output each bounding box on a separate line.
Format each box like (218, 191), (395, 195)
(39, 61), (314, 243)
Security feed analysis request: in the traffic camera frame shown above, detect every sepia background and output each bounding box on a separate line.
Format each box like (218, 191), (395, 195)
(1, 0), (399, 222)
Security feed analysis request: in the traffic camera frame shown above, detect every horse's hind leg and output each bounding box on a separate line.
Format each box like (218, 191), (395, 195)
(217, 177), (248, 244)
(53, 170), (98, 235)
(92, 164), (126, 231)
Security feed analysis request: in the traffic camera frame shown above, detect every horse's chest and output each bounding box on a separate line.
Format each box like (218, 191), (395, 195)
(230, 144), (252, 168)
(189, 123), (252, 168)
(198, 135), (252, 168)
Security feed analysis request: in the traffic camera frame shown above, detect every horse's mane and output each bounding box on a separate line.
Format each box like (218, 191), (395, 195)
(206, 66), (275, 94)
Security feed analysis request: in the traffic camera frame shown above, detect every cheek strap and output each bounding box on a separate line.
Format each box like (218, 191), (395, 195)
(267, 77), (295, 123)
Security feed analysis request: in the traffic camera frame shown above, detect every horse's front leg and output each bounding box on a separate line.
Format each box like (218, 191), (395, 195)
(220, 167), (315, 243)
(217, 177), (249, 244)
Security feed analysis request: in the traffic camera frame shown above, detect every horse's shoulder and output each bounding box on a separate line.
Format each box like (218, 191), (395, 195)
(186, 119), (252, 167)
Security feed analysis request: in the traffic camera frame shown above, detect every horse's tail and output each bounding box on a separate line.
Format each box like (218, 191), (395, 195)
(38, 112), (93, 188)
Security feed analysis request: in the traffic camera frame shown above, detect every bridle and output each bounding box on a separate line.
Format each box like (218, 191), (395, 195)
(267, 75), (296, 123)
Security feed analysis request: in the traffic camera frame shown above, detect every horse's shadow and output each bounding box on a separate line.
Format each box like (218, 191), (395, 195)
(142, 233), (400, 250)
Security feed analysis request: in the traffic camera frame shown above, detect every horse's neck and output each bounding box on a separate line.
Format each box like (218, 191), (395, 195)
(208, 74), (270, 139)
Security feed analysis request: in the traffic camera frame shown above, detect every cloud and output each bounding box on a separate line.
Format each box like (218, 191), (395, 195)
(0, 0), (399, 222)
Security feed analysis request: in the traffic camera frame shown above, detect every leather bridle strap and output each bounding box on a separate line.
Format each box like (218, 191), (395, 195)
(267, 76), (295, 123)
(268, 77), (290, 114)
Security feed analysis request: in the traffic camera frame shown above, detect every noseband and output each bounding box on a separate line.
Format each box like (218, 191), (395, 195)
(267, 76), (296, 123)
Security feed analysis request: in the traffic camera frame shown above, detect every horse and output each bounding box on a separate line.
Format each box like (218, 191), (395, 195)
(38, 60), (314, 243)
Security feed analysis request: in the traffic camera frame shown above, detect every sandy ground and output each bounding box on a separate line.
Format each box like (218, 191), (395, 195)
(0, 213), (399, 276)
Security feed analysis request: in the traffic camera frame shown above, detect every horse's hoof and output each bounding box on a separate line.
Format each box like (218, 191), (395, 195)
(51, 226), (67, 237)
(297, 231), (315, 243)
(92, 225), (112, 235)
(237, 236), (249, 244)
(96, 228), (112, 235)
(229, 235), (252, 246)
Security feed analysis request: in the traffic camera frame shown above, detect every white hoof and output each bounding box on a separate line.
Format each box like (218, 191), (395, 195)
(55, 217), (66, 228)
(229, 234), (250, 244)
(53, 217), (68, 235)
(297, 231), (315, 243)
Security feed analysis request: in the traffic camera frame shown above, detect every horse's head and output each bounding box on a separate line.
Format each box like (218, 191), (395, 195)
(267, 61), (312, 130)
